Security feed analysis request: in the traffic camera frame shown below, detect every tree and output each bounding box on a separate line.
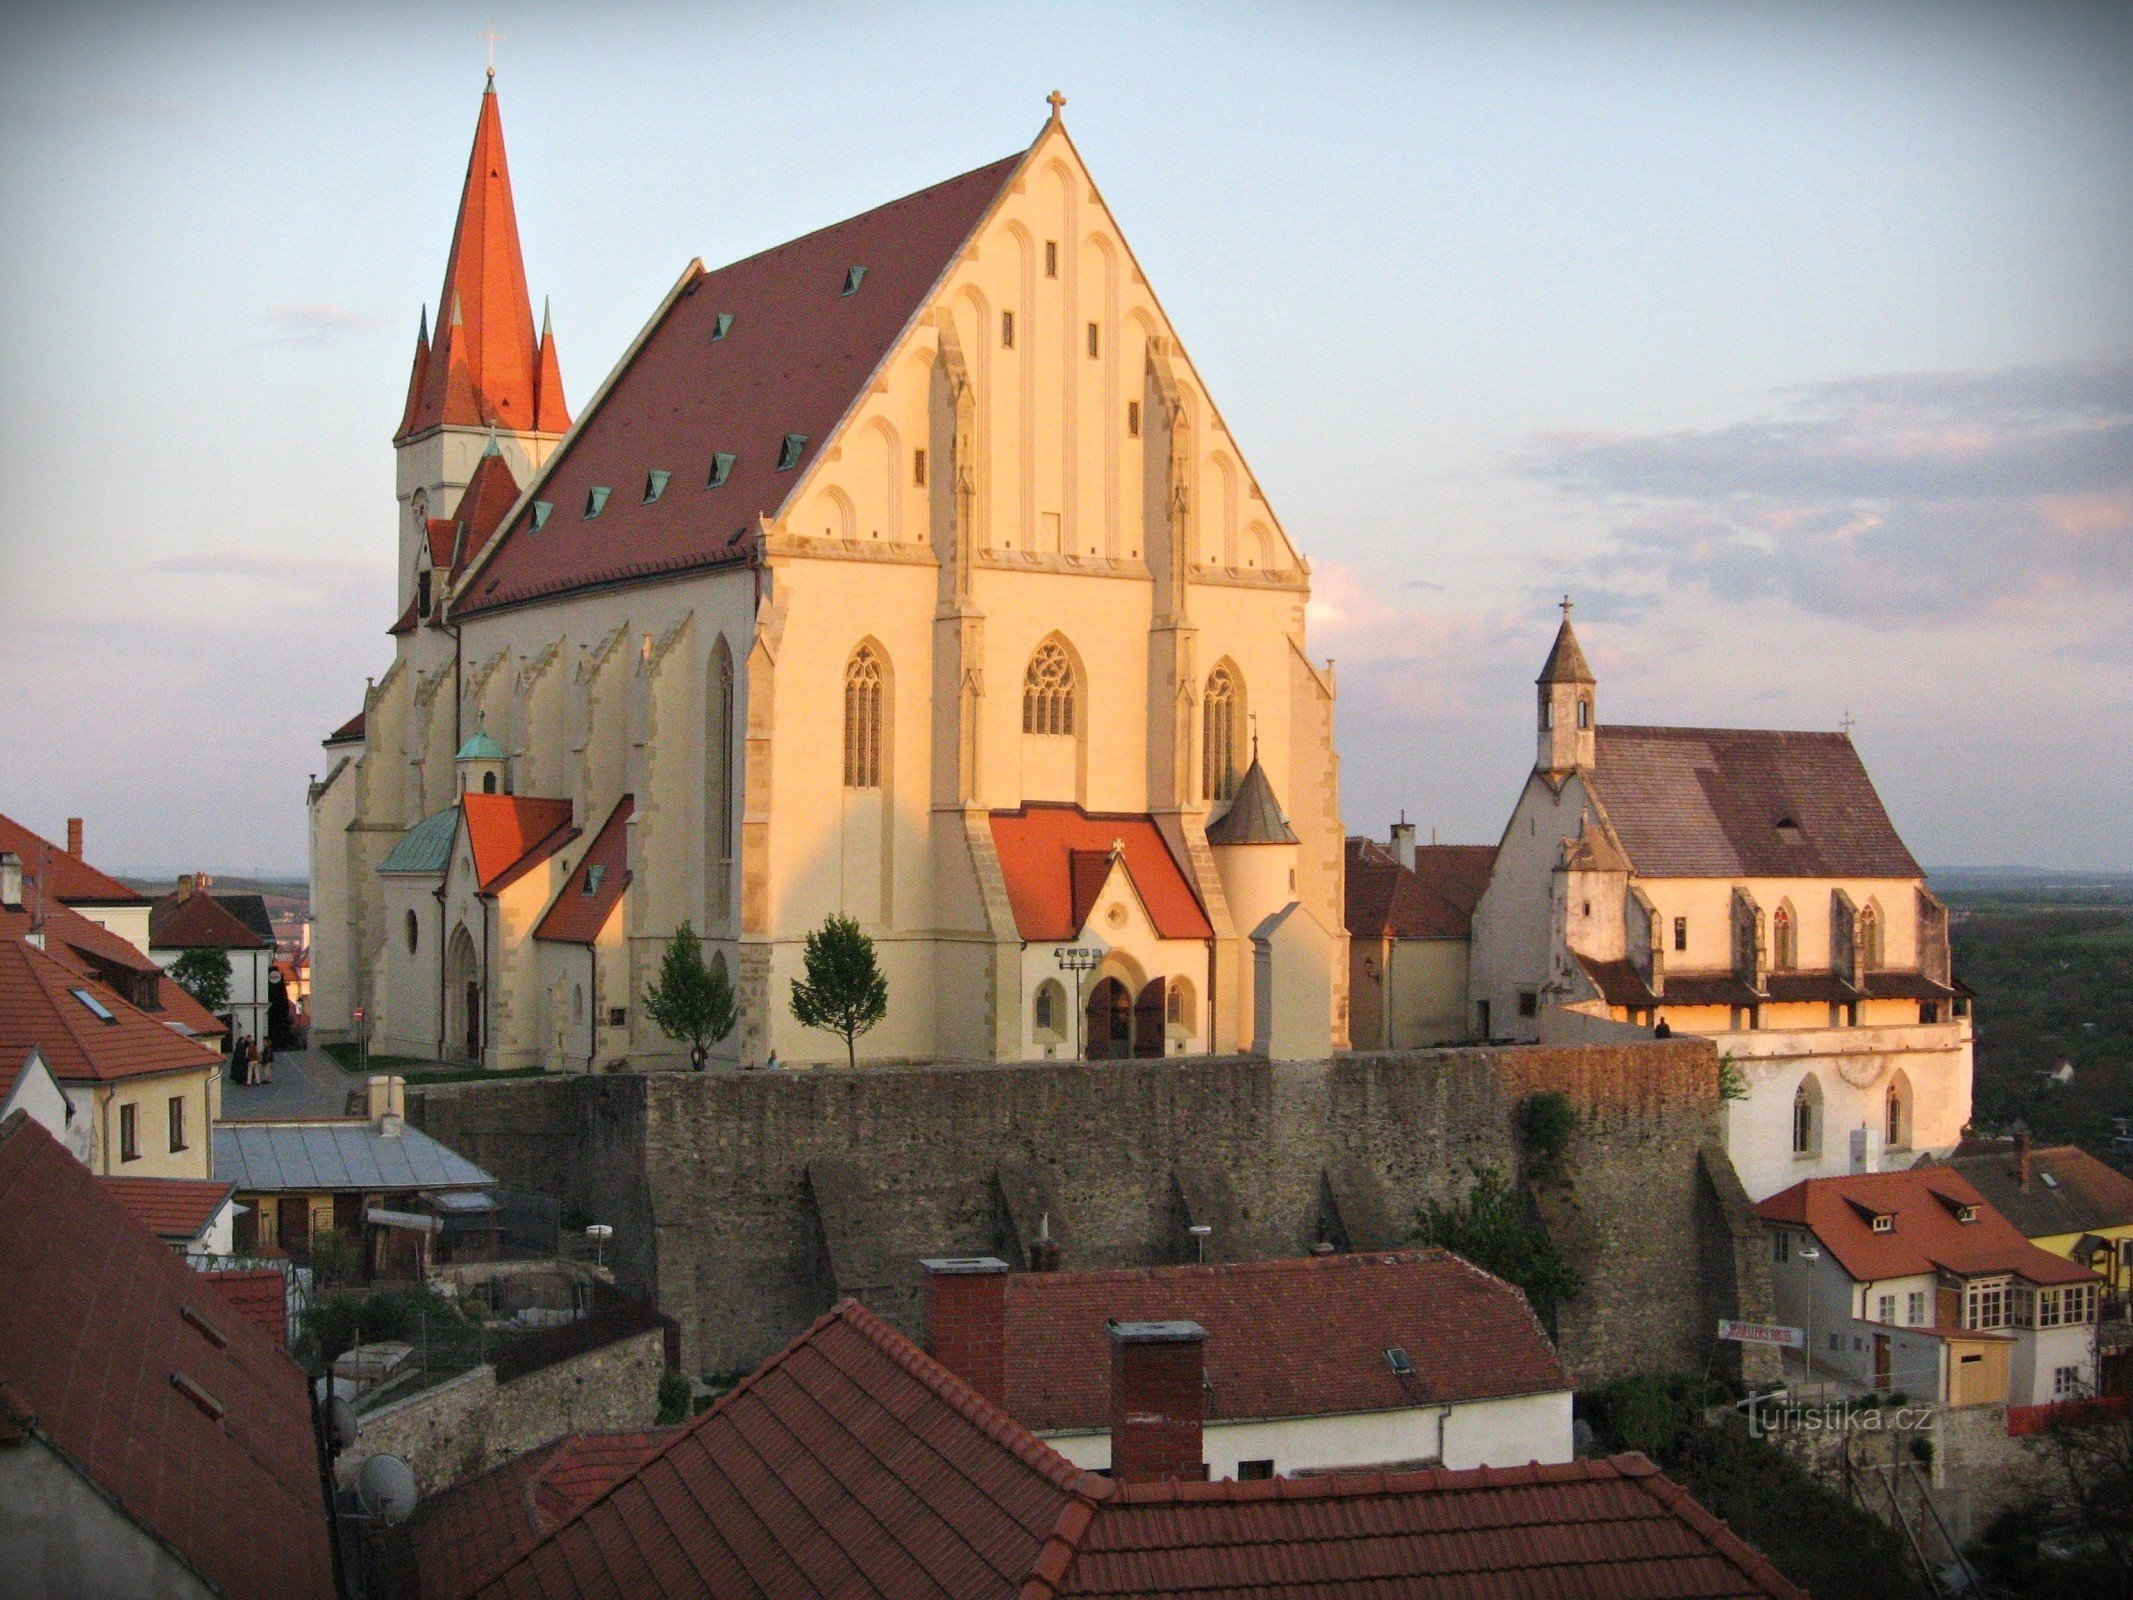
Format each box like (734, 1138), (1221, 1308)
(169, 947), (232, 1014)
(1417, 1163), (1580, 1333)
(789, 914), (887, 1069)
(643, 922), (735, 1069)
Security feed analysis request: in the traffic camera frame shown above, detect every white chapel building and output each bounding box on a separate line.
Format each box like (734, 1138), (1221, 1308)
(310, 81), (1348, 1071)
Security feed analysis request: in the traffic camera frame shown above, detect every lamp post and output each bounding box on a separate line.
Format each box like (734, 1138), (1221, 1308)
(1798, 1244), (1821, 1395)
(1053, 945), (1101, 1059)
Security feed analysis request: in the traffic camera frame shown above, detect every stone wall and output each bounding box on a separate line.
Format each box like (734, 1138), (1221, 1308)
(414, 1041), (1763, 1387)
(347, 1323), (666, 1495)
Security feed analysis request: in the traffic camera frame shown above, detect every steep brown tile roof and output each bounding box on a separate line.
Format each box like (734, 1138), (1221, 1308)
(991, 805), (1213, 942)
(1592, 726), (1921, 879)
(0, 1113), (335, 1600)
(1758, 1168), (2095, 1287)
(1940, 1144), (2133, 1242)
(327, 708), (367, 743)
(1343, 839), (1496, 940)
(467, 1298), (1799, 1599)
(457, 151), (1025, 617)
(0, 899), (224, 1037)
(534, 795), (632, 944)
(151, 890), (273, 951)
(0, 813), (149, 906)
(201, 1267), (289, 1347)
(461, 794), (577, 893)
(0, 937), (223, 1087)
(409, 1427), (680, 1600)
(1004, 1250), (1569, 1434)
(97, 1175), (235, 1244)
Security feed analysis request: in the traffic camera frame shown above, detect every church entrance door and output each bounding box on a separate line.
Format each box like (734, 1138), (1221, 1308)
(1133, 980), (1166, 1058)
(464, 983), (482, 1061)
(1085, 978), (1131, 1059)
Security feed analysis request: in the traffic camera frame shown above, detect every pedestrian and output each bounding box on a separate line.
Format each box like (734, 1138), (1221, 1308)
(259, 1034), (275, 1082)
(1654, 1017), (1672, 1039)
(232, 1036), (253, 1085)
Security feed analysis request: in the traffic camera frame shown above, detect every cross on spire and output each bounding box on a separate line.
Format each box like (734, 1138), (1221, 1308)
(1840, 709), (1856, 736)
(1047, 89), (1066, 121)
(480, 19), (505, 77)
(1560, 594), (1573, 621)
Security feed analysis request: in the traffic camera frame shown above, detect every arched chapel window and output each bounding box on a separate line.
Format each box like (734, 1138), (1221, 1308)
(1772, 905), (1796, 970)
(1792, 1077), (1821, 1157)
(844, 647), (883, 789)
(1023, 643), (1075, 736)
(713, 649), (735, 862)
(1577, 696), (1591, 729)
(1859, 904), (1883, 971)
(1203, 668), (1238, 803)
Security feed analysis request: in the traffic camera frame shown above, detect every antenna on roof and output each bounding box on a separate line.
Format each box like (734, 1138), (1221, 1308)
(1840, 709), (1856, 736)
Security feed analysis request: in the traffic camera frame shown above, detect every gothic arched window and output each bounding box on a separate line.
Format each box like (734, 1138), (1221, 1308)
(1022, 642), (1075, 736)
(1793, 1076), (1822, 1157)
(712, 646), (735, 862)
(844, 647), (883, 789)
(1859, 903), (1883, 971)
(1772, 904), (1796, 971)
(1203, 667), (1238, 802)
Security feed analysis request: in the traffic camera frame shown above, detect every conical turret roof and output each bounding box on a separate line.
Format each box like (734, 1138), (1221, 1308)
(1537, 618), (1595, 685)
(1205, 755), (1299, 846)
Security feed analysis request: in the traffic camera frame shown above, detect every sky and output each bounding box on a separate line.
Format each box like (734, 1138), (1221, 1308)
(0, 0), (2127, 876)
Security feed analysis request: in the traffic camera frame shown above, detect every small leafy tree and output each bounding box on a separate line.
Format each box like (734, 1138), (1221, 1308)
(643, 922), (735, 1068)
(170, 947), (232, 1014)
(1418, 1163), (1580, 1333)
(789, 914), (887, 1069)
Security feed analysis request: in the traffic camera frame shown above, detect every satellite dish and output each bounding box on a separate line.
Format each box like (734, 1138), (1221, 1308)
(328, 1396), (359, 1453)
(357, 1453), (418, 1526)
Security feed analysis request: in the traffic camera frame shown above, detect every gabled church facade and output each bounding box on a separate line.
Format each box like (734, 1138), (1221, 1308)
(310, 81), (1348, 1071)
(1466, 610), (1973, 1200)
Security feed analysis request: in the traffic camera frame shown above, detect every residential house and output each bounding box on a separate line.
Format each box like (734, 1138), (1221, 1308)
(920, 1250), (1572, 1477)
(1344, 826), (1496, 1049)
(0, 811), (155, 952)
(1939, 1137), (2133, 1299)
(2, 870), (228, 1047)
(213, 1078), (496, 1273)
(418, 1296), (1799, 1600)
(152, 875), (276, 1048)
(1758, 1167), (2099, 1408)
(99, 1174), (241, 1255)
(0, 1111), (336, 1600)
(0, 936), (221, 1179)
(1467, 609), (1972, 1201)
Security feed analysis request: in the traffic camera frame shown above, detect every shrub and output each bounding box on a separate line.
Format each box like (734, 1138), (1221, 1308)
(1519, 1092), (1577, 1168)
(1417, 1164), (1580, 1334)
(655, 1371), (691, 1426)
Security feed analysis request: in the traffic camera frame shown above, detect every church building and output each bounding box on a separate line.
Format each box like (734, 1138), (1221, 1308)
(310, 81), (1348, 1071)
(1465, 608), (1972, 1201)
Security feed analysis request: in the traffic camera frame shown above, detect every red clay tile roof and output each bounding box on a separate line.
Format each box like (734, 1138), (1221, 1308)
(444, 446), (524, 573)
(1344, 839), (1496, 940)
(1940, 1143), (2133, 1241)
(328, 708), (368, 743)
(990, 805), (1212, 942)
(467, 1297), (1799, 1599)
(0, 937), (222, 1087)
(409, 1427), (680, 1600)
(97, 1175), (235, 1243)
(151, 889), (273, 951)
(462, 794), (577, 893)
(0, 813), (149, 906)
(397, 82), (564, 443)
(0, 901), (226, 1038)
(1757, 1168), (2095, 1287)
(202, 1267), (289, 1347)
(1004, 1251), (1568, 1435)
(1592, 726), (1921, 880)
(0, 1114), (335, 1600)
(457, 150), (1025, 617)
(535, 796), (632, 944)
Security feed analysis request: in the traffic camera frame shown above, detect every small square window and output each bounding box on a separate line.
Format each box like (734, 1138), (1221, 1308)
(1516, 990), (1538, 1019)
(776, 434), (808, 472)
(1673, 917), (1688, 952)
(711, 312), (734, 341)
(913, 448), (927, 487)
(608, 1007), (627, 1027)
(584, 486), (610, 518)
(707, 452), (735, 489)
(531, 500), (553, 531)
(643, 470), (670, 503)
(1127, 400), (1140, 437)
(841, 266), (867, 296)
(1237, 1460), (1274, 1481)
(1086, 322), (1100, 359)
(1044, 240), (1058, 278)
(1001, 310), (1015, 348)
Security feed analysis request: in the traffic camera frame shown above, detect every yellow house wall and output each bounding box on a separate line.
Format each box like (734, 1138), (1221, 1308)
(89, 1067), (217, 1180)
(2032, 1224), (2133, 1295)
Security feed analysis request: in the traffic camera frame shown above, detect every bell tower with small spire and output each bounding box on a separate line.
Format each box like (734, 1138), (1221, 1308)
(392, 72), (570, 623)
(1536, 597), (1597, 774)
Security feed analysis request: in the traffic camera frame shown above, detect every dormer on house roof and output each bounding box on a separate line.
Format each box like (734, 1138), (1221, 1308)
(1757, 1168), (2092, 1287)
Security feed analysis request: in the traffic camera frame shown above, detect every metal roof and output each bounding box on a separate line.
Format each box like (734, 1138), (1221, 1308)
(213, 1120), (493, 1194)
(380, 807), (460, 875)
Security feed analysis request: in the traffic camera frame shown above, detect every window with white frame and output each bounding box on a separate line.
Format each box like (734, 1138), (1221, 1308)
(2054, 1365), (2082, 1400)
(1772, 1231), (1790, 1264)
(1907, 1291), (1926, 1326)
(1878, 1294), (1895, 1323)
(1963, 1278), (2011, 1331)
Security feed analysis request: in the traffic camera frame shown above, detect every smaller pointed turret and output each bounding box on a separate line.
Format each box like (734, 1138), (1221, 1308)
(533, 298), (570, 434)
(394, 305), (432, 440)
(1537, 598), (1597, 773)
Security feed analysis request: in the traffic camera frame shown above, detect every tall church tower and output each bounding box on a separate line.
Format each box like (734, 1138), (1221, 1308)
(1536, 600), (1596, 773)
(391, 72), (570, 624)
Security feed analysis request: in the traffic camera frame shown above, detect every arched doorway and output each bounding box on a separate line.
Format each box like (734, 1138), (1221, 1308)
(1133, 980), (1167, 1058)
(445, 924), (481, 1063)
(1085, 977), (1132, 1059)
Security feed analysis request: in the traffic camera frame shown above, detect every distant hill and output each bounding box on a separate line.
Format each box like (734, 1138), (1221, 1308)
(122, 877), (310, 921)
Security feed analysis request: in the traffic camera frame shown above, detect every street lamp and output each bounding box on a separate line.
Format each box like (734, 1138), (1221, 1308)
(1797, 1244), (1821, 1395)
(1053, 946), (1101, 1059)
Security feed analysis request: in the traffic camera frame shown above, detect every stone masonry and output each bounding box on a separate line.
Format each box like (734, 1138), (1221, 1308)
(411, 1042), (1772, 1385)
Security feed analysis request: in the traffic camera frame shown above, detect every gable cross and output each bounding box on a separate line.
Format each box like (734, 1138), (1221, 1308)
(1047, 89), (1067, 121)
(480, 20), (505, 75)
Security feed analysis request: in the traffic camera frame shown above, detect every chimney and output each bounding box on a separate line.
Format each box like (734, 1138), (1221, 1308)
(921, 1256), (1009, 1406)
(368, 1074), (407, 1133)
(1389, 817), (1417, 871)
(2016, 1132), (2031, 1192)
(65, 818), (82, 859)
(0, 853), (19, 909)
(1108, 1319), (1207, 1483)
(1029, 1212), (1062, 1273)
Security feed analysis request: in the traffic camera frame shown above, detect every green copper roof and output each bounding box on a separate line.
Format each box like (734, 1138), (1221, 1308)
(456, 727), (505, 762)
(1205, 757), (1299, 846)
(380, 806), (459, 875)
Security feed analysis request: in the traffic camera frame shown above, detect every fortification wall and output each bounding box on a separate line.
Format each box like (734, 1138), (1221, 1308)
(413, 1041), (1755, 1385)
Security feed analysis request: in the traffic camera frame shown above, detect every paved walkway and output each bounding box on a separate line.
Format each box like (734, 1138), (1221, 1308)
(218, 1047), (355, 1121)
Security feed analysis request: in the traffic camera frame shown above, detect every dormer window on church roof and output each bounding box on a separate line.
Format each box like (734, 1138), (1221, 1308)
(643, 470), (670, 503)
(584, 486), (609, 518)
(707, 452), (735, 489)
(777, 434), (808, 472)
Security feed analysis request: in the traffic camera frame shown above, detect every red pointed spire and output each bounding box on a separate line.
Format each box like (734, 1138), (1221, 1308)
(394, 304), (431, 439)
(396, 79), (564, 442)
(533, 298), (571, 434)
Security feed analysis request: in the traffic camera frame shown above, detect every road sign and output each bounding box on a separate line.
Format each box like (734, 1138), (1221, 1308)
(1718, 1319), (1805, 1349)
